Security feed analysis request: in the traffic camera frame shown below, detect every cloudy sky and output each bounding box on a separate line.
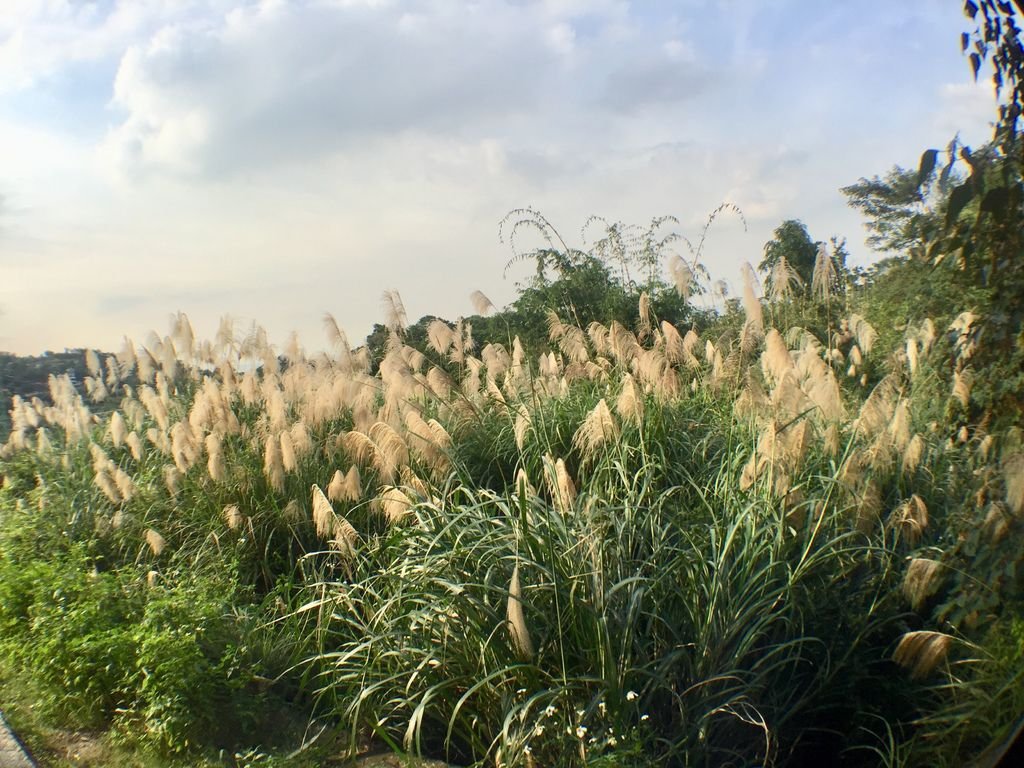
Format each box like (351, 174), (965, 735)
(0, 0), (998, 355)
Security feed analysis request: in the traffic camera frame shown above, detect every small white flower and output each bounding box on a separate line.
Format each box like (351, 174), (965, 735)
(533, 724), (545, 737)
(626, 690), (638, 702)
(544, 705), (557, 717)
(640, 714), (649, 722)
(575, 725), (588, 739)
(598, 701), (607, 715)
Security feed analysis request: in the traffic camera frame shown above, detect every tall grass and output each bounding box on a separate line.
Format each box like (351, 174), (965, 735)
(0, 291), (1019, 764)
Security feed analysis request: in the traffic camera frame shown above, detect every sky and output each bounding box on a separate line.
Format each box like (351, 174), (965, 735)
(0, 0), (1000, 355)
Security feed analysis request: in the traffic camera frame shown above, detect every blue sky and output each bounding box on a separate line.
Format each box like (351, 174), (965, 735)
(0, 0), (998, 354)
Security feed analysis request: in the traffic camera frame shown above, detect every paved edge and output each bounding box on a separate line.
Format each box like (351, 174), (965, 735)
(0, 711), (35, 768)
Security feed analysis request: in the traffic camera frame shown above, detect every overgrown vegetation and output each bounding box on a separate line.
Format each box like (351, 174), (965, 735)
(1, 3), (1023, 765)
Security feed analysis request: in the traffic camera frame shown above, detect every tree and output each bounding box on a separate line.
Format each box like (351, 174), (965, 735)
(759, 219), (819, 294)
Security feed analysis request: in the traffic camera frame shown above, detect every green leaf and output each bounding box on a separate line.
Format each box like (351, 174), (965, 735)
(917, 149), (939, 189)
(971, 51), (982, 78)
(965, 1), (979, 19)
(947, 182), (977, 226)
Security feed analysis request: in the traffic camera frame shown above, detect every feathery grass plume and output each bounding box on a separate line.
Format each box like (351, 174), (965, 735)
(952, 368), (974, 408)
(470, 289), (495, 315)
(546, 310), (565, 343)
(770, 371), (814, 422)
(104, 354), (121, 389)
(481, 343), (512, 379)
(587, 322), (610, 356)
(888, 400), (912, 452)
(903, 558), (944, 612)
(804, 366), (846, 423)
(266, 387), (288, 433)
(667, 254), (694, 300)
(35, 428), (52, 456)
(171, 311), (196, 361)
(462, 357), (484, 398)
(223, 504), (244, 531)
(821, 423), (840, 456)
(113, 468), (136, 502)
(854, 374), (899, 438)
(559, 324), (590, 364)
(734, 369), (769, 418)
(848, 314), (877, 356)
(893, 631), (953, 680)
(1003, 453), (1024, 515)
(311, 483), (337, 538)
(609, 321), (641, 366)
(280, 431), (297, 473)
(381, 290), (408, 333)
(376, 486), (414, 525)
(637, 291), (653, 341)
(263, 433), (286, 493)
(543, 454), (576, 514)
(146, 528), (167, 557)
(117, 336), (137, 377)
(170, 421), (197, 474)
(855, 479), (884, 533)
(425, 366), (453, 400)
(85, 348), (102, 377)
(809, 246), (836, 302)
(340, 429), (379, 469)
(902, 433), (924, 475)
(327, 469), (347, 502)
(888, 495), (929, 546)
(761, 329), (794, 385)
(514, 405), (532, 451)
(507, 564), (534, 660)
(331, 514), (359, 558)
(906, 338), (919, 375)
(290, 421), (313, 458)
(615, 372), (645, 426)
(983, 503), (1010, 543)
(140, 386), (170, 432)
(514, 467), (536, 497)
(108, 411), (127, 449)
(768, 255), (804, 302)
(163, 465), (180, 496)
(573, 399), (619, 462)
(369, 421), (409, 481)
(206, 432), (225, 482)
(740, 262), (764, 344)
(95, 469), (121, 504)
(126, 431), (144, 462)
(283, 331), (304, 366)
(661, 321), (685, 365)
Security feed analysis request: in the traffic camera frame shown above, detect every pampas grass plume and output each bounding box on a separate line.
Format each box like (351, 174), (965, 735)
(311, 483), (335, 539)
(893, 631), (952, 679)
(507, 564), (534, 660)
(146, 528), (166, 556)
(903, 557), (943, 612)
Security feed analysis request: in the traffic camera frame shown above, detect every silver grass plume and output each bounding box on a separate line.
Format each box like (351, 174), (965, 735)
(507, 564), (534, 660)
(470, 289), (495, 315)
(903, 558), (943, 612)
(811, 243), (837, 301)
(573, 399), (619, 462)
(893, 631), (953, 679)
